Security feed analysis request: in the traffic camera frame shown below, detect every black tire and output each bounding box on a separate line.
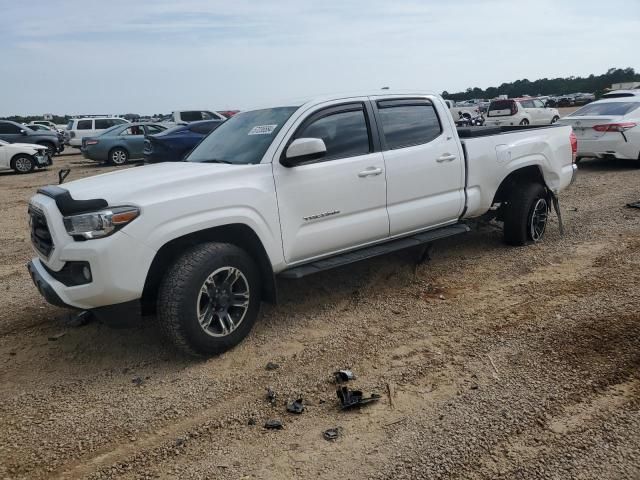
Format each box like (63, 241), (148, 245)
(109, 147), (129, 165)
(503, 182), (549, 246)
(551, 116), (560, 124)
(519, 118), (530, 126)
(11, 154), (35, 174)
(37, 141), (56, 157)
(157, 242), (262, 357)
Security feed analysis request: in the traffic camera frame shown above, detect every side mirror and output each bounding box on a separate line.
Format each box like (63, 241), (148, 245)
(282, 138), (326, 167)
(20, 129), (27, 135)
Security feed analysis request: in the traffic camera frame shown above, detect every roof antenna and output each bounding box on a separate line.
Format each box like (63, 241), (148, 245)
(58, 168), (70, 185)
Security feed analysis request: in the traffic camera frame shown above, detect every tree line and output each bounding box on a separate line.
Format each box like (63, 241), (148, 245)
(442, 67), (640, 101)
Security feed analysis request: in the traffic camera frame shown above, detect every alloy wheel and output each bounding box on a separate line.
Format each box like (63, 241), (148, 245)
(196, 266), (250, 337)
(529, 198), (548, 241)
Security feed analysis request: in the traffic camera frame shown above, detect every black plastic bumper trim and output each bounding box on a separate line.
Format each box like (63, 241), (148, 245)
(37, 185), (108, 216)
(27, 261), (76, 309)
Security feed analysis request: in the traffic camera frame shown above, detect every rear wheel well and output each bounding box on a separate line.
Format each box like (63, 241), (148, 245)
(141, 224), (276, 315)
(492, 166), (546, 206)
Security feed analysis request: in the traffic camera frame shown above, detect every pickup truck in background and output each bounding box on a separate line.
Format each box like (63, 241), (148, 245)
(444, 99), (479, 122)
(27, 92), (577, 356)
(161, 110), (227, 125)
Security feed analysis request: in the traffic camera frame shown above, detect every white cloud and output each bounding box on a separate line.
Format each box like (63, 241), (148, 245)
(0, 0), (638, 115)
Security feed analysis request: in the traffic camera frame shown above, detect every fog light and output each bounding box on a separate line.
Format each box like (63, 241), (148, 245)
(82, 265), (92, 282)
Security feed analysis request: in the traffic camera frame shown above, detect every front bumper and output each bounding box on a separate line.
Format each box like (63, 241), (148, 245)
(27, 260), (74, 309)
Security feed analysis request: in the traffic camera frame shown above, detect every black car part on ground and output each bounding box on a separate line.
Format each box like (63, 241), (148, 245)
(336, 386), (381, 410)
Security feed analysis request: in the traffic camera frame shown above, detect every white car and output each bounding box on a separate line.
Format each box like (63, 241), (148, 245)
(27, 92), (576, 356)
(485, 98), (561, 126)
(443, 99), (479, 122)
(65, 117), (129, 147)
(601, 90), (640, 99)
(0, 139), (51, 174)
(559, 97), (640, 161)
(161, 110), (227, 126)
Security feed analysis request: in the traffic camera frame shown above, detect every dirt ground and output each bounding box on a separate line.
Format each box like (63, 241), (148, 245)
(0, 150), (639, 480)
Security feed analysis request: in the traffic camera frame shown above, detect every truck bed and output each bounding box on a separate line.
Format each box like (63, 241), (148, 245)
(457, 124), (563, 138)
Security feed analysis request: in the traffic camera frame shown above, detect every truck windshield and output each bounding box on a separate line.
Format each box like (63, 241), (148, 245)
(186, 106), (299, 165)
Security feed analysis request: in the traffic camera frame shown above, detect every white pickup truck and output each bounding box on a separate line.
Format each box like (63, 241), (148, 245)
(162, 110), (227, 125)
(27, 92), (577, 356)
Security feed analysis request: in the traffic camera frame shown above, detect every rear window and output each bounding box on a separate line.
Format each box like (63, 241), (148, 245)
(189, 122), (221, 134)
(602, 93), (635, 99)
(181, 111), (203, 122)
(488, 100), (516, 116)
(377, 101), (442, 149)
(77, 120), (92, 130)
(569, 102), (640, 117)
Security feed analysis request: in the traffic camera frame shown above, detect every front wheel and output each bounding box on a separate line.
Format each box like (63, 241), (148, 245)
(157, 243), (262, 357)
(551, 116), (560, 124)
(503, 182), (549, 246)
(519, 118), (530, 126)
(11, 154), (35, 174)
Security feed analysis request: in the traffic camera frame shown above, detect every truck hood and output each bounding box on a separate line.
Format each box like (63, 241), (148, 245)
(60, 162), (255, 206)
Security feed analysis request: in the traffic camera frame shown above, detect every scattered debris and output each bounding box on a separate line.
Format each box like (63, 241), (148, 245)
(132, 376), (144, 387)
(323, 427), (342, 441)
(47, 332), (66, 341)
(265, 362), (280, 371)
(264, 419), (283, 430)
(384, 417), (407, 427)
(487, 354), (500, 379)
(266, 387), (277, 405)
(336, 386), (381, 410)
(175, 437), (186, 447)
(334, 370), (356, 383)
(386, 382), (396, 409)
(626, 201), (640, 209)
(248, 417), (256, 426)
(286, 399), (305, 414)
(65, 310), (94, 328)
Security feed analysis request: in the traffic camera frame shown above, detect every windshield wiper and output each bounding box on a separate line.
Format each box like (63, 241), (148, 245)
(198, 159), (234, 164)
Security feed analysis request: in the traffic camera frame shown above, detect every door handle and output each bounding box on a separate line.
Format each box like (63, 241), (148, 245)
(358, 167), (383, 177)
(436, 154), (457, 163)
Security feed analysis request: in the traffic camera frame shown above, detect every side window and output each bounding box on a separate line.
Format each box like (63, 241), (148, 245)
(295, 107), (370, 161)
(0, 122), (21, 134)
(113, 118), (128, 125)
(377, 102), (442, 150)
(77, 120), (93, 130)
(533, 100), (545, 108)
(181, 111), (202, 122)
(121, 126), (144, 135)
(94, 119), (111, 129)
(520, 100), (535, 109)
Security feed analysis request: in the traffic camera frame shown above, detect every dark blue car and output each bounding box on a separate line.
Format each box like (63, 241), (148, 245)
(143, 120), (223, 163)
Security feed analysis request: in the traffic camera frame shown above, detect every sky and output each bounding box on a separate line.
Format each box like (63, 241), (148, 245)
(1, 0), (639, 116)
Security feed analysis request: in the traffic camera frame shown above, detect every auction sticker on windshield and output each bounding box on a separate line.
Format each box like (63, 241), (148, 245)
(248, 125), (278, 135)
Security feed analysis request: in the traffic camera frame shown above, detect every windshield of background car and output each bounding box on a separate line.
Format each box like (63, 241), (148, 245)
(187, 106), (299, 165)
(66, 120), (73, 129)
(569, 102), (640, 117)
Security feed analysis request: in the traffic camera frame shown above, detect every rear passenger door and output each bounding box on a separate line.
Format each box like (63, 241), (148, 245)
(372, 97), (465, 236)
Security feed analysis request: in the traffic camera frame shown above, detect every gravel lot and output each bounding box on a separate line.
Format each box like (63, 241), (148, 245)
(0, 149), (639, 480)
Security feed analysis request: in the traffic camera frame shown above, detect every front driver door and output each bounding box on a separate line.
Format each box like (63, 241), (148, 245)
(273, 101), (389, 264)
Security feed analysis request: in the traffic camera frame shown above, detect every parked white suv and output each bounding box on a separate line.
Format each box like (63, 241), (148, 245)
(161, 110), (227, 125)
(65, 117), (129, 147)
(486, 98), (561, 126)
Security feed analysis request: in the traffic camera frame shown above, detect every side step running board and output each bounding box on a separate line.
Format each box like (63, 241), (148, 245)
(279, 223), (470, 279)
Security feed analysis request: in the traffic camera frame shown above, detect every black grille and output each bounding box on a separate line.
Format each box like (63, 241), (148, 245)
(29, 206), (53, 257)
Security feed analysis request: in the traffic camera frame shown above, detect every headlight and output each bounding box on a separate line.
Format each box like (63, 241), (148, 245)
(63, 206), (140, 240)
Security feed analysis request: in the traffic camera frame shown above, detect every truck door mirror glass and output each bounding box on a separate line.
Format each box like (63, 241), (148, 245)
(20, 129), (27, 135)
(283, 138), (326, 166)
